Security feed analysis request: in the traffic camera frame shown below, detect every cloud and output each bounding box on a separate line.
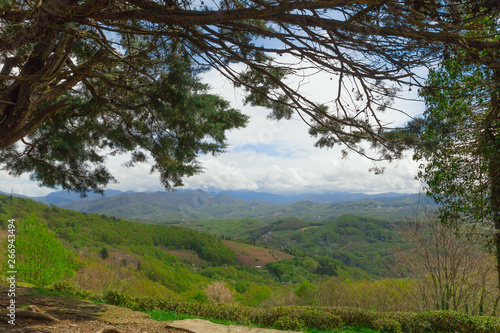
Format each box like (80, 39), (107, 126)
(180, 135), (422, 195)
(0, 172), (54, 197)
(232, 144), (298, 158)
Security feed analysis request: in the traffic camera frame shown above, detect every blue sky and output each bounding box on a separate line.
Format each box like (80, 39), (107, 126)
(0, 59), (426, 197)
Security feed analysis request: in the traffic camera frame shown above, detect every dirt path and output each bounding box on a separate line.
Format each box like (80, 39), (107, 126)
(0, 286), (298, 333)
(166, 319), (298, 333)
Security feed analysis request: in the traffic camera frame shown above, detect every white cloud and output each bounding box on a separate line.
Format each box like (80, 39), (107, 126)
(0, 172), (54, 197)
(178, 141), (422, 195)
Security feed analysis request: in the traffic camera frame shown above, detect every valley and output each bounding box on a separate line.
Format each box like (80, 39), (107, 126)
(0, 191), (415, 299)
(1, 190), (497, 332)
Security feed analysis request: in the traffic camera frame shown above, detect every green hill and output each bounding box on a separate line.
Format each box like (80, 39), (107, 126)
(189, 218), (267, 239)
(0, 194), (383, 305)
(195, 214), (402, 277)
(0, 194), (253, 297)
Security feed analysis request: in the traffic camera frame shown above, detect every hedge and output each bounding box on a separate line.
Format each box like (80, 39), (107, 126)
(51, 282), (500, 333)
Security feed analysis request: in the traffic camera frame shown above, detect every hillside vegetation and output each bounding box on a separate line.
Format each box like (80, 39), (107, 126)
(0, 195), (268, 299)
(2, 192), (499, 333)
(188, 215), (401, 277)
(1, 194), (376, 305)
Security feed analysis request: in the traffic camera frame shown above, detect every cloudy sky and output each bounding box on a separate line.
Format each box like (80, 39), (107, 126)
(0, 64), (426, 197)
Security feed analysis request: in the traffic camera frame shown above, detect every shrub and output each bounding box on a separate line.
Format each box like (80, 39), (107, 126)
(51, 280), (93, 299)
(273, 316), (305, 331)
(415, 311), (500, 333)
(327, 306), (378, 328)
(372, 318), (402, 333)
(44, 284), (500, 333)
(258, 306), (294, 327)
(99, 247), (109, 259)
(188, 290), (209, 304)
(203, 281), (235, 304)
(257, 306), (343, 331)
(103, 290), (133, 307)
(387, 312), (430, 333)
(133, 296), (163, 311)
(198, 303), (246, 323)
(52, 280), (80, 295)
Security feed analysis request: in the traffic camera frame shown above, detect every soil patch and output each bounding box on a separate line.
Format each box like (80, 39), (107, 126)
(0, 285), (185, 333)
(0, 286), (299, 333)
(221, 240), (293, 267)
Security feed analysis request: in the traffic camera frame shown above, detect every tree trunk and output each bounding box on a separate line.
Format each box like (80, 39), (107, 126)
(490, 69), (500, 290)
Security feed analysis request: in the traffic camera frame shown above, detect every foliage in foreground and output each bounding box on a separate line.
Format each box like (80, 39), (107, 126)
(4, 214), (74, 287)
(51, 281), (500, 333)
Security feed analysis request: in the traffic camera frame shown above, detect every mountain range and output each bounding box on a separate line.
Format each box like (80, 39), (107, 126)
(1, 189), (435, 223)
(3, 188), (419, 205)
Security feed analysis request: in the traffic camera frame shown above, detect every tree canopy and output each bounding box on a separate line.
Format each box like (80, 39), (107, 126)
(1, 0), (500, 193)
(400, 10), (500, 285)
(415, 56), (499, 229)
(404, 51), (500, 285)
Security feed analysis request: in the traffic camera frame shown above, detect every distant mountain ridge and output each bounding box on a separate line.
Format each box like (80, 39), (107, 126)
(61, 190), (435, 223)
(63, 190), (246, 212)
(3, 188), (418, 206)
(216, 190), (412, 204)
(1, 188), (435, 223)
(33, 189), (125, 206)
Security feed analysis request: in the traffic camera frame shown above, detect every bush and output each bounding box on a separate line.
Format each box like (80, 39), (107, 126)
(133, 296), (163, 311)
(203, 281), (235, 304)
(52, 280), (80, 295)
(415, 311), (500, 333)
(257, 306), (343, 331)
(129, 296), (500, 333)
(43, 283), (500, 333)
(373, 318), (402, 333)
(99, 247), (109, 259)
(198, 303), (246, 323)
(51, 280), (93, 299)
(103, 290), (133, 307)
(273, 316), (305, 331)
(188, 290), (209, 304)
(300, 308), (343, 331)
(327, 306), (378, 328)
(387, 312), (431, 333)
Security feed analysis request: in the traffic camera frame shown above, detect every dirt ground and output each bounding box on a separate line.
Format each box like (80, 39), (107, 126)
(0, 285), (185, 332)
(221, 240), (293, 267)
(0, 286), (298, 333)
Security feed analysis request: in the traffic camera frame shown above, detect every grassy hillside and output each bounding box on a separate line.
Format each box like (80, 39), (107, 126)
(0, 194), (274, 299)
(0, 194), (381, 306)
(188, 217), (267, 238)
(0, 194), (406, 279)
